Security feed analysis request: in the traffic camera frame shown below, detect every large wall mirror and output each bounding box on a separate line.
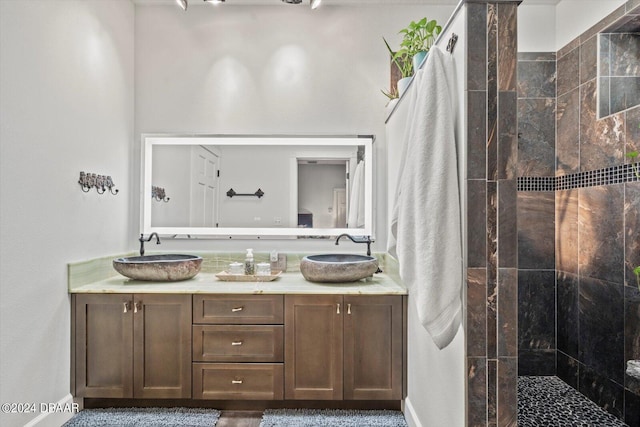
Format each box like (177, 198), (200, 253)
(141, 135), (374, 238)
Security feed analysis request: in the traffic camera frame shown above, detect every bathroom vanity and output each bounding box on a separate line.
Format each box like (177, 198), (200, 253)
(69, 267), (407, 405)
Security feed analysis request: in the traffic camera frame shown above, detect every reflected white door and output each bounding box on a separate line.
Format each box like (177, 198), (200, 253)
(190, 146), (219, 227)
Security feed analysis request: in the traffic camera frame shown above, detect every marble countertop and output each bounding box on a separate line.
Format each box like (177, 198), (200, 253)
(70, 271), (407, 295)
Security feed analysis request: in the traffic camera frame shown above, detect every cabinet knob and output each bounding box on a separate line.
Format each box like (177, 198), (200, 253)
(337, 303), (341, 314)
(123, 302), (131, 313)
(231, 379), (243, 385)
(231, 306), (244, 312)
(231, 341), (243, 346)
(134, 301), (141, 313)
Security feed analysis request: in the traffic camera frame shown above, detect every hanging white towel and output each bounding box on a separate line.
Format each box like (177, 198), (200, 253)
(348, 160), (365, 228)
(388, 46), (462, 349)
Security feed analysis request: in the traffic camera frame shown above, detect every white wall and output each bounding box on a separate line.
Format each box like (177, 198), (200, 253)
(555, 0), (626, 50)
(0, 1), (134, 426)
(385, 6), (466, 427)
(518, 4), (557, 52)
(134, 2), (455, 253)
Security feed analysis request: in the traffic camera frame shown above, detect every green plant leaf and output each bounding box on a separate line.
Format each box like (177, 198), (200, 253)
(626, 151), (639, 158)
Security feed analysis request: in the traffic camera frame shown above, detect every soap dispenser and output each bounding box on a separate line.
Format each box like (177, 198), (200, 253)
(244, 248), (255, 275)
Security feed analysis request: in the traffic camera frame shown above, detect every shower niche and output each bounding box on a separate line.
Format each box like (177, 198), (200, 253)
(597, 14), (640, 118)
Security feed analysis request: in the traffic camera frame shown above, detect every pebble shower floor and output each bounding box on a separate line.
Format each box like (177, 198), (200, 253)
(518, 376), (628, 426)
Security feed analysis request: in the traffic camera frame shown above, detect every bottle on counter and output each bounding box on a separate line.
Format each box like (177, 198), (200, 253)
(244, 248), (255, 275)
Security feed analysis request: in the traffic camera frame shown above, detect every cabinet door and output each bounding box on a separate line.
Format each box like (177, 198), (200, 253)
(284, 295), (343, 400)
(75, 294), (134, 398)
(133, 294), (192, 398)
(343, 295), (403, 400)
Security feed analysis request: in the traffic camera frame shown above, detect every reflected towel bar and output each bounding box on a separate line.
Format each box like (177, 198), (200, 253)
(226, 188), (265, 198)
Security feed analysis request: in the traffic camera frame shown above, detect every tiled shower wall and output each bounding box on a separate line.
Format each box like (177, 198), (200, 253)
(514, 2), (640, 426)
(466, 2), (519, 426)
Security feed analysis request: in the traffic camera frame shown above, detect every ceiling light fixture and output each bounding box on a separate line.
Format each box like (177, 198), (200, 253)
(282, 0), (302, 4)
(204, 0), (225, 4)
(310, 0), (321, 9)
(176, 0), (187, 11)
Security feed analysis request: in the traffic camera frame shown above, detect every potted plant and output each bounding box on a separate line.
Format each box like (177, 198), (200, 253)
(398, 17), (442, 71)
(383, 37), (413, 98)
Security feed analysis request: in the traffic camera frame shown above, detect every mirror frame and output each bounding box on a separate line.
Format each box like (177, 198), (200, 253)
(141, 134), (374, 238)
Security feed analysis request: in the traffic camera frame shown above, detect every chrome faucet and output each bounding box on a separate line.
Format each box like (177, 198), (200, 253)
(335, 234), (373, 256)
(139, 232), (161, 256)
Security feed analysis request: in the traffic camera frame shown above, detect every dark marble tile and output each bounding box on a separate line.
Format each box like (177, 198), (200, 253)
(625, 389), (640, 427)
(488, 181), (498, 359)
(556, 88), (580, 176)
(601, 35), (611, 77)
(557, 271), (579, 358)
(468, 358), (487, 427)
(610, 76), (640, 114)
(581, 35), (598, 85)
(498, 181), (517, 268)
(498, 268), (517, 357)
(467, 3), (487, 91)
(578, 364), (625, 420)
(579, 276), (625, 384)
(558, 351), (580, 389)
(609, 33), (640, 77)
(578, 185), (625, 283)
(498, 92), (517, 180)
(625, 285), (640, 394)
(487, 4), (498, 182)
(517, 60), (556, 99)
(468, 91), (487, 180)
(626, 182), (640, 288)
(468, 180), (487, 268)
(626, 106), (640, 157)
(467, 180), (487, 268)
(518, 270), (556, 351)
(558, 36), (580, 59)
(517, 192), (555, 269)
(518, 349), (555, 376)
(557, 46), (580, 97)
(497, 357), (517, 426)
(600, 77), (612, 117)
(556, 189), (579, 274)
(517, 98), (556, 177)
(497, 3), (517, 92)
(468, 268), (487, 357)
(580, 79), (626, 171)
(517, 52), (556, 62)
(609, 14), (640, 32)
(628, 0), (640, 13)
(488, 359), (497, 426)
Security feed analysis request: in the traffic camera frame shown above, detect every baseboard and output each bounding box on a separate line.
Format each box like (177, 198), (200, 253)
(23, 393), (77, 427)
(403, 397), (424, 427)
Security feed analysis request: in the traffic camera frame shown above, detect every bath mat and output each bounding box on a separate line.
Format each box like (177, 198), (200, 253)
(62, 407), (221, 427)
(259, 409), (407, 427)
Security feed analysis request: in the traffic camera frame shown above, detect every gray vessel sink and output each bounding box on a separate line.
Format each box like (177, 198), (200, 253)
(113, 254), (203, 282)
(300, 254), (378, 283)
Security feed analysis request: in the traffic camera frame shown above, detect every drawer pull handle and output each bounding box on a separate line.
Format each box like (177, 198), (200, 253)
(123, 302), (130, 313)
(231, 380), (243, 384)
(231, 306), (244, 312)
(134, 301), (141, 313)
(231, 341), (243, 346)
(337, 303), (340, 314)
(347, 303), (351, 315)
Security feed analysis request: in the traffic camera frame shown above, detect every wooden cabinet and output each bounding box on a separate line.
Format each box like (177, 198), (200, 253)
(73, 293), (192, 399)
(284, 295), (403, 400)
(192, 295), (284, 400)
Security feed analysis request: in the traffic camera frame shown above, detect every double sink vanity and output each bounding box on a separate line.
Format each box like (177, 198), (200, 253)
(69, 134), (406, 407)
(69, 252), (407, 406)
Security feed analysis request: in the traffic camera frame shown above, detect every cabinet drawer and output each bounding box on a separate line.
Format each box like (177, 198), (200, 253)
(193, 295), (283, 325)
(193, 325), (283, 362)
(193, 363), (283, 400)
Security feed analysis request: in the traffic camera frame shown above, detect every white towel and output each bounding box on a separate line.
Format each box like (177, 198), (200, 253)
(348, 160), (365, 228)
(388, 46), (462, 349)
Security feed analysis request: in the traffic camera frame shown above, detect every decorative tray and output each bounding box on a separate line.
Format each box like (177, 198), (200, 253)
(215, 271), (282, 282)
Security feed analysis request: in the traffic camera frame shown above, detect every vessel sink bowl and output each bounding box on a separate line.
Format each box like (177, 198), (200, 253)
(300, 254), (378, 283)
(113, 254), (203, 282)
